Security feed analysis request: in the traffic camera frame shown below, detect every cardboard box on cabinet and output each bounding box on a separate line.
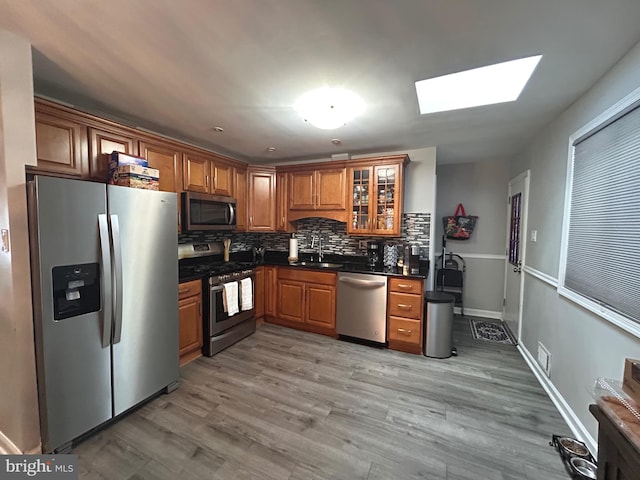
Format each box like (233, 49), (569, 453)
(108, 152), (159, 190)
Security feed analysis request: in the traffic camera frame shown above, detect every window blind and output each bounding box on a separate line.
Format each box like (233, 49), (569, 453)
(565, 103), (640, 323)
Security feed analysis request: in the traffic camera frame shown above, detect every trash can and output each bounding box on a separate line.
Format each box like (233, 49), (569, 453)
(424, 291), (455, 358)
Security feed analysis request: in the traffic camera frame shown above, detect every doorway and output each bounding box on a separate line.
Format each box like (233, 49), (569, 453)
(503, 170), (530, 342)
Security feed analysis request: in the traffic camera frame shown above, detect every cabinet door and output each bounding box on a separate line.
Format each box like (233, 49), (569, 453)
(315, 168), (346, 210)
(347, 166), (373, 234)
(34, 110), (88, 177)
(306, 283), (336, 329)
(265, 266), (277, 316)
(183, 153), (210, 193)
(255, 267), (265, 319)
(371, 164), (401, 235)
(89, 128), (137, 182)
(234, 169), (247, 231)
(212, 162), (233, 196)
(248, 169), (276, 231)
(277, 280), (305, 323)
(139, 141), (181, 193)
(178, 294), (203, 366)
(289, 171), (315, 210)
(276, 172), (289, 231)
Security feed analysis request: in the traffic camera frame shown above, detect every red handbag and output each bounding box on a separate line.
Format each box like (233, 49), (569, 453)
(443, 204), (478, 240)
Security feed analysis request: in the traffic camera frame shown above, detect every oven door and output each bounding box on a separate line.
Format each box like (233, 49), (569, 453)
(209, 282), (255, 335)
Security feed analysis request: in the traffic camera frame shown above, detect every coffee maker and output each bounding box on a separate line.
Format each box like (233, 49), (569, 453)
(367, 241), (383, 269)
(403, 244), (421, 274)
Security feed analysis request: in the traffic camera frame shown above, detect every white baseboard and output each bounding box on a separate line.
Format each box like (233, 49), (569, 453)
(455, 307), (502, 320)
(518, 343), (597, 455)
(0, 430), (21, 454)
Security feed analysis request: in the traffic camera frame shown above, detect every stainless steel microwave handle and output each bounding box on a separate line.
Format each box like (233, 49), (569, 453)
(110, 214), (124, 344)
(98, 214), (113, 348)
(339, 277), (386, 288)
(227, 203), (236, 225)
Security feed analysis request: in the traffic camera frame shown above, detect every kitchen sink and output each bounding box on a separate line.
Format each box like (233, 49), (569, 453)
(291, 261), (343, 269)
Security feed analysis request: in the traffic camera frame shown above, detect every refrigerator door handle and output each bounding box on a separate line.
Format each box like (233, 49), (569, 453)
(98, 214), (113, 348)
(110, 214), (124, 344)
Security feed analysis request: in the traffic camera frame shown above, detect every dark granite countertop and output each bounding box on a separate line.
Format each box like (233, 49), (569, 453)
(179, 250), (429, 283)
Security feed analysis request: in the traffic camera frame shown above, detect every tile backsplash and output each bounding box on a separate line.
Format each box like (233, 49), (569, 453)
(179, 213), (431, 258)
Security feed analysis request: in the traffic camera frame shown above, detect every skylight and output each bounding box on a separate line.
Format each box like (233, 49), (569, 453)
(415, 55), (542, 114)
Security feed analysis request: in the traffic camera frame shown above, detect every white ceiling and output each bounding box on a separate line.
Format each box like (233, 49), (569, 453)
(1, 0), (639, 165)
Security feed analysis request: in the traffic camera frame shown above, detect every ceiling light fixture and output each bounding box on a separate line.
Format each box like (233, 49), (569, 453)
(415, 54), (542, 114)
(294, 87), (365, 130)
(212, 126), (224, 132)
(331, 139), (342, 145)
(266, 146), (277, 152)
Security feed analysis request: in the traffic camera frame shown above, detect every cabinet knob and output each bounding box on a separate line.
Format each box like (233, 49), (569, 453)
(397, 328), (412, 335)
(397, 284), (413, 290)
(397, 304), (412, 310)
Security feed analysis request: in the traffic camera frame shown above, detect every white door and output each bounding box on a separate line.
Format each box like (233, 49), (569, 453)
(503, 170), (530, 342)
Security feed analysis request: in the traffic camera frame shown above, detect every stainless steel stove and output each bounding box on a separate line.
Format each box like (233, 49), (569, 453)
(179, 243), (256, 356)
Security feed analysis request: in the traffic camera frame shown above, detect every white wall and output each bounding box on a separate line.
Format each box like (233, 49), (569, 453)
(510, 39), (640, 449)
(435, 159), (509, 316)
(0, 30), (41, 453)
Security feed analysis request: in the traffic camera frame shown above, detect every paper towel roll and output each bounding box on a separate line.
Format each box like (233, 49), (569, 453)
(288, 238), (298, 261)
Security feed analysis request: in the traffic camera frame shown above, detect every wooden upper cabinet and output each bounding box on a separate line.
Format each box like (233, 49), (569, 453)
(234, 168), (247, 231)
(212, 162), (233, 197)
(347, 155), (408, 236)
(183, 152), (234, 196)
(34, 108), (88, 177)
(89, 128), (137, 182)
(289, 171), (315, 210)
(182, 152), (210, 193)
(139, 141), (181, 193)
(288, 168), (346, 211)
(247, 168), (276, 231)
(276, 172), (295, 232)
(315, 168), (346, 210)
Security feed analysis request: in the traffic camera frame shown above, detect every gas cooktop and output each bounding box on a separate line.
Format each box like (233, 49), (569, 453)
(179, 261), (255, 281)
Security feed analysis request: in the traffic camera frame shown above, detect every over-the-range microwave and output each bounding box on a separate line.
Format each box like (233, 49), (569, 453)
(182, 191), (236, 231)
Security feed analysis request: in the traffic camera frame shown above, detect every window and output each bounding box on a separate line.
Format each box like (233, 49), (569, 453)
(559, 86), (640, 338)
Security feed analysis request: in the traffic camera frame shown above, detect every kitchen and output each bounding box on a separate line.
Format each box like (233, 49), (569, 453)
(2, 1), (640, 478)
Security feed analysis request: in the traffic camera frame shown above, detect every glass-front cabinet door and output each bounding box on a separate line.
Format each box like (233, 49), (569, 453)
(372, 164), (400, 235)
(349, 166), (372, 233)
(347, 162), (402, 236)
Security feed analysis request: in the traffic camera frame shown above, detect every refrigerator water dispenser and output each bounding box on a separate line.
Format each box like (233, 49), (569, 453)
(52, 263), (101, 320)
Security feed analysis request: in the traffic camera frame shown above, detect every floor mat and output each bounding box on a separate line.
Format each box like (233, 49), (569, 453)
(469, 319), (516, 345)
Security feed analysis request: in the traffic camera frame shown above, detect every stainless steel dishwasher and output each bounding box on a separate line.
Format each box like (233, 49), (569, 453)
(337, 272), (388, 343)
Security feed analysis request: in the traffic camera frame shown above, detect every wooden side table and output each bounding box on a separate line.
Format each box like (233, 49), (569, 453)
(589, 403), (640, 479)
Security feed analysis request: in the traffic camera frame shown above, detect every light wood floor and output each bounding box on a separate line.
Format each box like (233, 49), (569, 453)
(76, 317), (572, 479)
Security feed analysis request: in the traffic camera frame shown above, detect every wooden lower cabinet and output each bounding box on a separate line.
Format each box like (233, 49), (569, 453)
(268, 267), (336, 336)
(387, 277), (424, 354)
(178, 279), (203, 366)
(255, 266), (265, 319)
(264, 266), (277, 317)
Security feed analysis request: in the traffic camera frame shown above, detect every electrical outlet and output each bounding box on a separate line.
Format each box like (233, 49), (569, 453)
(531, 229), (537, 242)
(358, 240), (368, 250)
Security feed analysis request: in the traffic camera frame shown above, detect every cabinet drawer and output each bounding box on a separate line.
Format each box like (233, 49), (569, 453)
(388, 317), (421, 345)
(388, 291), (422, 319)
(388, 277), (423, 293)
(178, 279), (202, 299)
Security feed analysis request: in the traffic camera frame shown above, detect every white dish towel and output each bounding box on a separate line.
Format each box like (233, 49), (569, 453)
(240, 277), (253, 311)
(223, 281), (239, 316)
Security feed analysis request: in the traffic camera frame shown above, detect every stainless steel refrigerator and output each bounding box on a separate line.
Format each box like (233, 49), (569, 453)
(28, 175), (180, 453)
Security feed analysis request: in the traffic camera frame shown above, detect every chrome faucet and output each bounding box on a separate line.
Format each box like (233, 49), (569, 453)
(311, 234), (324, 262)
